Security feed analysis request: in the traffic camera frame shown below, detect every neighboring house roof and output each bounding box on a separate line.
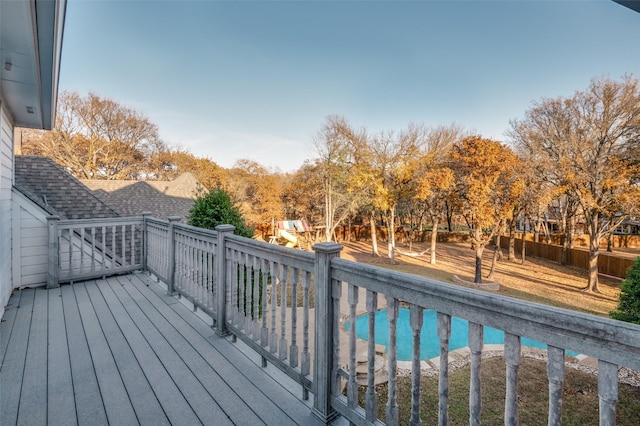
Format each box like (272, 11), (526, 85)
(14, 156), (121, 219)
(81, 173), (203, 221)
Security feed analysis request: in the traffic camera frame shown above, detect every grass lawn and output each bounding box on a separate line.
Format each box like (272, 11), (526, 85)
(358, 357), (640, 426)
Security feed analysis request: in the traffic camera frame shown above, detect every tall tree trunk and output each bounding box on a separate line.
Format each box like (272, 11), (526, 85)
(473, 229), (484, 283)
(370, 211), (379, 256)
(430, 217), (439, 265)
(445, 200), (453, 232)
(520, 231), (526, 265)
(508, 219), (516, 261)
(607, 232), (613, 252)
(495, 223), (504, 261)
(561, 233), (568, 266)
(388, 207), (396, 264)
(486, 244), (500, 281)
(347, 218), (352, 243)
(534, 218), (541, 243)
(586, 217), (601, 292)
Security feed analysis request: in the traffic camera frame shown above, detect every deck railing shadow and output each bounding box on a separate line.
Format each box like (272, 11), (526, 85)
(47, 215), (640, 425)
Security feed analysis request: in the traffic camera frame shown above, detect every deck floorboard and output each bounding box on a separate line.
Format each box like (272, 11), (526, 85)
(0, 273), (326, 425)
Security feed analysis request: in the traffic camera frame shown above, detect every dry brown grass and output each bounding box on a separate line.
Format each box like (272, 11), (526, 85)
(360, 357), (640, 425)
(339, 239), (631, 316)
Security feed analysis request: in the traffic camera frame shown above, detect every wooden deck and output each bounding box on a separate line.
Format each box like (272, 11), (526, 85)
(0, 273), (327, 425)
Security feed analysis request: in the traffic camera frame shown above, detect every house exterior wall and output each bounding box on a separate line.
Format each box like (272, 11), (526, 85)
(0, 103), (14, 314)
(12, 189), (49, 287)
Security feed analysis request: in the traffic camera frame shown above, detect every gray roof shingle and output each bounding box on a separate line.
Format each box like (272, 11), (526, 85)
(14, 156), (121, 219)
(80, 173), (203, 221)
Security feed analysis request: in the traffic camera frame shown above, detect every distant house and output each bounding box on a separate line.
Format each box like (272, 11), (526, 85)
(81, 172), (204, 222)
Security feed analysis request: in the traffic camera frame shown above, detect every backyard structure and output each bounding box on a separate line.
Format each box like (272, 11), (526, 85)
(270, 219), (313, 249)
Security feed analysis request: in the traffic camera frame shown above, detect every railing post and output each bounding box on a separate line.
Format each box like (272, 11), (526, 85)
(47, 215), (60, 289)
(598, 360), (618, 426)
(141, 212), (152, 272)
(215, 224), (235, 336)
(167, 216), (181, 295)
(312, 242), (342, 424)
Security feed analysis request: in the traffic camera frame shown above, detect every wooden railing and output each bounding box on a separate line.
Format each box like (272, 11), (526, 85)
(47, 215), (640, 425)
(47, 215), (144, 287)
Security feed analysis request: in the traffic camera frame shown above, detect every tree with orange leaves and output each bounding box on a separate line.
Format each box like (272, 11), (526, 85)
(449, 136), (521, 283)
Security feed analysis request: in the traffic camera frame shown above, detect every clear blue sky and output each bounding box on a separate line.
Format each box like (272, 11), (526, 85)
(59, 0), (640, 172)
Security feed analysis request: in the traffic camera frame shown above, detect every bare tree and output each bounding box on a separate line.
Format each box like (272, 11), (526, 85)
(22, 91), (165, 179)
(313, 115), (369, 242)
(510, 75), (640, 292)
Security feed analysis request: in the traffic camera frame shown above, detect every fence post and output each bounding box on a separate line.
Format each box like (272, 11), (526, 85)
(312, 242), (343, 423)
(215, 224), (235, 336)
(47, 215), (60, 289)
(167, 216), (181, 295)
(141, 212), (152, 272)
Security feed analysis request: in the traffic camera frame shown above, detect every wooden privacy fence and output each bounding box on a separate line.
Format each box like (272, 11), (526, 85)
(47, 215), (640, 425)
(499, 236), (636, 279)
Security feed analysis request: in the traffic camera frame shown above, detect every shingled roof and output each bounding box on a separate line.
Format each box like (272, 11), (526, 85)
(80, 173), (203, 221)
(14, 156), (121, 220)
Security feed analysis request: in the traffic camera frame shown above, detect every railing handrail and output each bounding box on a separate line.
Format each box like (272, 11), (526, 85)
(57, 216), (144, 228)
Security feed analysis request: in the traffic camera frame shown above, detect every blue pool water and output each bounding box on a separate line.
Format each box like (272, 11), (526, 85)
(345, 308), (577, 361)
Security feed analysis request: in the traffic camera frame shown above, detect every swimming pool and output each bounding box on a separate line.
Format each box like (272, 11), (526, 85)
(345, 307), (577, 361)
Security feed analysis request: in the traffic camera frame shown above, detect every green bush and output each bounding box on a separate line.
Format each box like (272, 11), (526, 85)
(610, 256), (640, 324)
(187, 188), (254, 238)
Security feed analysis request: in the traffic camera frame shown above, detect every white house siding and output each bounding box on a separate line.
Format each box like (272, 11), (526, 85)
(12, 189), (48, 287)
(0, 104), (14, 315)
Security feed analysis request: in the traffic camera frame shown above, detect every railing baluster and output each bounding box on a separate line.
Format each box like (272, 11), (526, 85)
(252, 255), (261, 339)
(232, 249), (241, 328)
(261, 258), (269, 347)
(244, 252), (251, 332)
(469, 322), (483, 426)
(366, 290), (378, 422)
(91, 226), (96, 273)
(437, 312), (451, 426)
(209, 241), (215, 311)
(120, 224), (125, 264)
(598, 360), (618, 426)
(100, 226), (106, 273)
(130, 223), (135, 266)
(331, 276), (342, 401)
(279, 264), (288, 361)
(504, 333), (521, 425)
(547, 345), (564, 426)
(301, 269), (311, 400)
(386, 296), (399, 425)
(79, 227), (85, 274)
(289, 267), (299, 368)
(270, 261), (278, 354)
(111, 224), (116, 268)
(67, 228), (73, 277)
(409, 303), (423, 426)
(347, 284), (359, 409)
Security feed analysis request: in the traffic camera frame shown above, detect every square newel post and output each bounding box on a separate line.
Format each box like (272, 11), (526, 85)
(141, 212), (153, 272)
(215, 224), (235, 336)
(47, 215), (60, 289)
(312, 242), (343, 424)
(167, 216), (181, 295)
